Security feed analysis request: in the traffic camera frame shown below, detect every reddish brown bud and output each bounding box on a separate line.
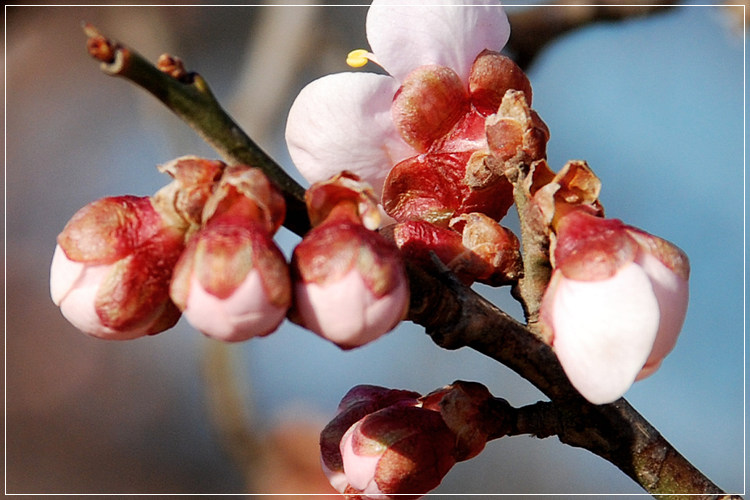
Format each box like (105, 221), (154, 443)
(154, 156), (226, 230)
(385, 218), (519, 286)
(392, 65), (470, 152)
(304, 171), (380, 230)
(469, 49), (533, 115)
(202, 164), (286, 234)
(450, 212), (523, 286)
(421, 380), (512, 461)
(383, 151), (513, 225)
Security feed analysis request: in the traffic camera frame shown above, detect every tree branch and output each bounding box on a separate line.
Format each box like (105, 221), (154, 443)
(83, 23), (311, 237)
(82, 26), (738, 499)
(408, 265), (736, 498)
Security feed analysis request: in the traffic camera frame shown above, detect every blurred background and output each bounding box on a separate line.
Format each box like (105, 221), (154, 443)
(5, 2), (745, 496)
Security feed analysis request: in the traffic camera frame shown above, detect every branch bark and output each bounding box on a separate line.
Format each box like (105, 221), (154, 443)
(82, 26), (738, 499)
(408, 264), (736, 498)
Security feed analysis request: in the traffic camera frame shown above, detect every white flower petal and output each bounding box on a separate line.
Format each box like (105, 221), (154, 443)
(285, 72), (412, 198)
(549, 264), (661, 404)
(340, 421), (385, 497)
(366, 0), (510, 83)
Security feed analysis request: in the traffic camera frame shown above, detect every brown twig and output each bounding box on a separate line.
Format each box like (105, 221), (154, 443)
(83, 23), (311, 237)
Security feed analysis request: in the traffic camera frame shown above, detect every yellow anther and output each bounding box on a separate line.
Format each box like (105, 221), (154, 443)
(346, 49), (372, 68)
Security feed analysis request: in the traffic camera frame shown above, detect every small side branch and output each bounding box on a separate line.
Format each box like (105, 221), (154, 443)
(83, 23), (311, 237)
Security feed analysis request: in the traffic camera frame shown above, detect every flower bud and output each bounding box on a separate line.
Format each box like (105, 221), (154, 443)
(154, 156), (226, 231)
(392, 65), (469, 153)
(50, 195), (184, 339)
(291, 218), (409, 349)
(540, 209), (690, 404)
(485, 90), (549, 165)
(338, 404), (456, 499)
(291, 174), (409, 349)
(169, 217), (291, 342)
(320, 385), (421, 492)
(450, 212), (522, 286)
(169, 166), (291, 342)
(469, 49), (532, 116)
(383, 215), (521, 287)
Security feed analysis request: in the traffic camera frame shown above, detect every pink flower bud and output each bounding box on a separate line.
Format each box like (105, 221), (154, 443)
(169, 217), (291, 342)
(320, 385), (421, 492)
(338, 404), (457, 499)
(540, 209), (690, 404)
(291, 218), (409, 349)
(50, 196), (184, 339)
(291, 174), (409, 349)
(167, 164), (292, 342)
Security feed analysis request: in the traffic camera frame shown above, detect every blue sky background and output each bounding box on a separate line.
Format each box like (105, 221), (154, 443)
(5, 3), (745, 495)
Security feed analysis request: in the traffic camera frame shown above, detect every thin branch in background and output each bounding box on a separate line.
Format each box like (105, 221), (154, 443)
(506, 2), (678, 69)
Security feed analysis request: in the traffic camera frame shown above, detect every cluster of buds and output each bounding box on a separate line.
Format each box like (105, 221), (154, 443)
(320, 381), (509, 499)
(379, 50), (545, 286)
(50, 157), (223, 340)
(51, 157), (409, 349)
(284, 0), (691, 404)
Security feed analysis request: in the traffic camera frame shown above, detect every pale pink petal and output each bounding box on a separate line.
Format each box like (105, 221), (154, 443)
(57, 264), (116, 337)
(285, 72), (412, 198)
(549, 264), (661, 404)
(50, 244), (85, 306)
(634, 252), (689, 380)
(183, 270), (286, 342)
(51, 245), (115, 337)
(366, 0), (510, 83)
(294, 268), (408, 348)
(340, 421), (386, 497)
